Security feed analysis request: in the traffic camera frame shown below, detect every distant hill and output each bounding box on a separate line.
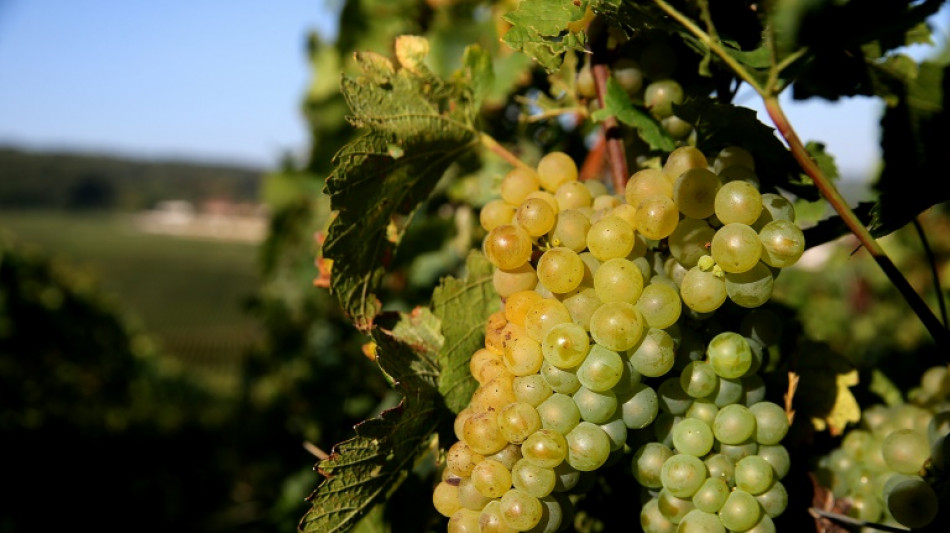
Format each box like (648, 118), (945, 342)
(0, 146), (265, 211)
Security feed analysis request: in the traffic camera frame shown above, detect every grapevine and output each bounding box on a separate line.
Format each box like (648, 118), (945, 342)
(297, 2), (950, 533)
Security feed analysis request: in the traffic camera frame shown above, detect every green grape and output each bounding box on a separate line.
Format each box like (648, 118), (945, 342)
(704, 453), (735, 485)
(711, 223), (761, 274)
(714, 180), (762, 226)
(636, 282), (682, 329)
(657, 487), (695, 524)
(660, 453), (707, 498)
(548, 209), (590, 252)
(448, 508), (481, 533)
(477, 500), (510, 533)
(537, 247), (585, 294)
(734, 455), (774, 495)
(663, 146), (708, 185)
(662, 115), (693, 140)
(654, 413), (682, 448)
(629, 327), (675, 377)
(669, 218), (716, 269)
(707, 376), (743, 407)
(724, 262), (774, 308)
(679, 267), (727, 313)
(522, 429), (568, 468)
(526, 190), (559, 212)
(672, 417), (715, 457)
(514, 374), (553, 407)
(594, 257), (644, 304)
(540, 361), (581, 395)
(555, 180), (592, 211)
(613, 58), (644, 94)
(433, 480), (461, 517)
(493, 262), (538, 298)
(463, 410), (508, 455)
(706, 332), (753, 379)
(577, 344), (624, 392)
(749, 402), (789, 445)
(537, 393), (581, 435)
(590, 301), (645, 352)
(501, 167), (541, 205)
(576, 62), (597, 98)
(713, 146), (755, 174)
(458, 476), (492, 510)
(503, 333), (544, 377)
(536, 152), (578, 193)
(718, 490), (761, 532)
(717, 165), (760, 190)
(621, 383), (660, 429)
(640, 497), (677, 533)
(472, 459), (513, 498)
(680, 361), (719, 399)
(525, 298), (572, 342)
(516, 197), (558, 237)
(587, 216), (635, 261)
(716, 439), (759, 464)
(498, 401), (542, 444)
(658, 377), (694, 415)
(882, 429), (930, 474)
(484, 224), (533, 270)
(754, 193), (795, 228)
(480, 199), (516, 231)
(883, 475), (938, 529)
(742, 374), (767, 406)
(529, 494), (567, 533)
(677, 510), (725, 533)
(744, 515), (777, 533)
(685, 398), (719, 427)
(611, 360), (643, 399)
(674, 168), (720, 220)
(691, 477), (729, 513)
(599, 415), (628, 451)
(644, 79), (684, 119)
(755, 480), (787, 518)
(635, 194), (680, 240)
(713, 404), (756, 445)
(542, 322), (590, 368)
(500, 489), (543, 531)
(572, 386), (618, 424)
(566, 422), (611, 471)
(846, 490), (882, 522)
(758, 220), (805, 268)
(632, 442), (674, 489)
(562, 287), (601, 331)
(626, 168), (673, 206)
(511, 458), (556, 498)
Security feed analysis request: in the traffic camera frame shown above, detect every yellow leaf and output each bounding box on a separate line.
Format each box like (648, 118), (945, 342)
(814, 369), (861, 436)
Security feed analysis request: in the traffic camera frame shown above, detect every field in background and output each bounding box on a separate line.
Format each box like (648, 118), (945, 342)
(0, 210), (263, 392)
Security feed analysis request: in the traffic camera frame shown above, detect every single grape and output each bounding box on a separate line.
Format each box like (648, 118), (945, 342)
(463, 409), (509, 455)
(711, 223), (762, 274)
(679, 267), (727, 313)
(662, 115), (693, 140)
(458, 476), (492, 511)
(513, 374), (553, 407)
(503, 333), (544, 377)
(714, 180), (762, 226)
(636, 282), (682, 329)
(644, 79), (684, 118)
(621, 383), (660, 429)
(572, 386), (618, 424)
(680, 361), (719, 399)
(433, 480), (461, 517)
(524, 298), (572, 342)
(613, 58), (644, 94)
(672, 417), (715, 457)
(674, 168), (720, 220)
(662, 147), (708, 185)
(484, 224), (533, 270)
(882, 429), (930, 474)
(628, 327), (675, 377)
(587, 216), (635, 261)
(471, 459), (513, 498)
(511, 458), (556, 498)
(537, 247), (585, 294)
(657, 487), (695, 524)
(537, 393), (581, 435)
(540, 361), (581, 395)
(635, 194), (679, 240)
(555, 180), (593, 211)
(749, 402), (789, 445)
(542, 322), (590, 369)
(758, 219), (805, 268)
(713, 404), (757, 445)
(516, 197), (557, 237)
(548, 209), (590, 252)
(640, 497), (677, 533)
(724, 262), (774, 308)
(883, 475), (939, 529)
(594, 257), (644, 304)
(676, 510), (724, 533)
(480, 199), (516, 231)
(498, 401), (542, 444)
(691, 477), (729, 513)
(562, 287), (601, 331)
(500, 489), (543, 531)
(706, 332), (753, 379)
(734, 455), (774, 495)
(590, 301), (645, 352)
(501, 167), (541, 205)
(755, 480), (788, 518)
(632, 442), (674, 489)
(494, 263), (538, 298)
(718, 490), (761, 532)
(565, 422), (611, 471)
(577, 344), (624, 392)
(660, 453), (707, 498)
(522, 429), (568, 468)
(448, 508), (481, 533)
(668, 218), (716, 269)
(626, 168), (673, 206)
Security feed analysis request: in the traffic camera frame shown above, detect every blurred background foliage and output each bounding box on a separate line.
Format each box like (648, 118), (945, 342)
(0, 1), (948, 532)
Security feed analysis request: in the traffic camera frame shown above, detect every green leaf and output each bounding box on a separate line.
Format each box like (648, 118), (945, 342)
(793, 142), (839, 225)
(459, 45), (494, 110)
(502, 0), (590, 73)
(323, 41), (480, 330)
(591, 78), (676, 152)
(872, 59), (950, 237)
(432, 251), (499, 414)
(674, 98), (814, 198)
(299, 331), (440, 533)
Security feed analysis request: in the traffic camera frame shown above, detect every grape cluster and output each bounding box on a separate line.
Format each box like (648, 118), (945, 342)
(815, 365), (950, 529)
(435, 148), (801, 532)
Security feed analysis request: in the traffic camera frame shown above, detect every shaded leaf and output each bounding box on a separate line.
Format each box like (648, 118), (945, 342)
(811, 369), (861, 436)
(299, 330), (440, 533)
(794, 142), (839, 225)
(432, 251), (499, 414)
(323, 41), (481, 330)
(592, 78), (676, 152)
(502, 0), (590, 73)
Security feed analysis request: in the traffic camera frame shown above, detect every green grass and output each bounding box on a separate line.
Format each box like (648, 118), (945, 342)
(0, 210), (263, 390)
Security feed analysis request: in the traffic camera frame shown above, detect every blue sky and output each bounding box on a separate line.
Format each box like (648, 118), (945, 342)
(0, 1), (946, 177)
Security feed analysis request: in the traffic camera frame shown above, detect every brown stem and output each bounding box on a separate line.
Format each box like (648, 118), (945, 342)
(764, 96), (950, 349)
(479, 133), (533, 173)
(592, 63), (628, 193)
(579, 133), (607, 182)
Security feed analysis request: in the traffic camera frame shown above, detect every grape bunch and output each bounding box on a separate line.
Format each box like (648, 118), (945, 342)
(814, 365), (950, 529)
(434, 148), (802, 532)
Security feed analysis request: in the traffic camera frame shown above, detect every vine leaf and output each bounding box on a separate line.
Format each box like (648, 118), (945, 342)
(322, 39), (484, 331)
(872, 58), (950, 237)
(432, 251), (499, 414)
(793, 142), (839, 226)
(502, 0), (590, 73)
(299, 329), (440, 533)
(591, 78), (676, 152)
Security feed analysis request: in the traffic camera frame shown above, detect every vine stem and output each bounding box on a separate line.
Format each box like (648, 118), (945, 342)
(764, 96), (950, 348)
(592, 63), (628, 193)
(479, 132), (533, 173)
